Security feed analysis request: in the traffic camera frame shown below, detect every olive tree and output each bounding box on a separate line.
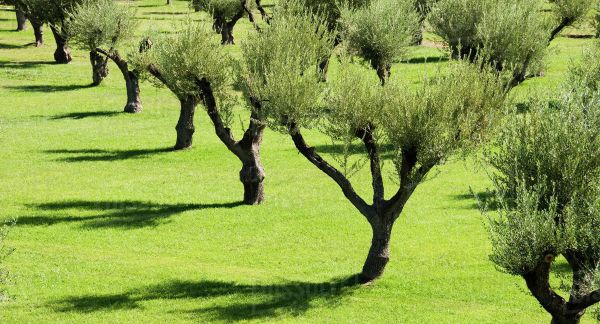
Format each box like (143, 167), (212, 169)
(140, 22), (271, 204)
(240, 2), (506, 282)
(429, 0), (549, 88)
(1, 0), (28, 31)
(413, 0), (438, 44)
(192, 0), (257, 44)
(19, 0), (85, 63)
(548, 0), (595, 42)
(68, 0), (140, 99)
(339, 0), (420, 85)
(485, 92), (600, 323)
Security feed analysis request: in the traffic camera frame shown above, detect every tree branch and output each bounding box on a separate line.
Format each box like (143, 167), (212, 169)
(356, 125), (384, 209)
(289, 122), (373, 219)
(196, 78), (242, 156)
(568, 289), (600, 310)
(549, 17), (572, 43)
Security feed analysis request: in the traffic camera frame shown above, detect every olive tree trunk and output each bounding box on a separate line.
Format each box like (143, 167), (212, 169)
(361, 220), (392, 281)
(15, 8), (27, 31)
(220, 10), (243, 45)
(198, 79), (267, 205)
(90, 50), (109, 86)
(522, 255), (600, 324)
(50, 26), (72, 64)
(31, 19), (43, 47)
(175, 97), (197, 150)
(95, 48), (143, 113)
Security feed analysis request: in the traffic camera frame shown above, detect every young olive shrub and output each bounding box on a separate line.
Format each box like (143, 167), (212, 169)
(339, 0), (421, 84)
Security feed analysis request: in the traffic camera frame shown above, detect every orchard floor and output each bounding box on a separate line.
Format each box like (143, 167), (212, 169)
(0, 1), (597, 323)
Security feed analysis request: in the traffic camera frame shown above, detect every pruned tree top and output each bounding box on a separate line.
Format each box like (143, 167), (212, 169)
(68, 0), (138, 52)
(193, 0), (252, 20)
(339, 0), (420, 70)
(141, 21), (231, 102)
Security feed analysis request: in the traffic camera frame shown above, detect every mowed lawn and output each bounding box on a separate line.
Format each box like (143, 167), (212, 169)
(0, 1), (597, 322)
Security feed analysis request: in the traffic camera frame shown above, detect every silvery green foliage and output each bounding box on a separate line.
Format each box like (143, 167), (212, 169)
(67, 0), (138, 51)
(324, 60), (505, 182)
(145, 21), (234, 120)
(20, 0), (83, 31)
(486, 94), (600, 276)
(339, 0), (420, 68)
(550, 0), (594, 23)
(238, 2), (335, 132)
(565, 41), (600, 102)
(428, 0), (485, 56)
(476, 0), (548, 74)
(294, 0), (370, 29)
(430, 0), (548, 76)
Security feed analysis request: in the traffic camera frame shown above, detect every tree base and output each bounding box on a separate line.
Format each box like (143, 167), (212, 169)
(124, 102), (142, 114)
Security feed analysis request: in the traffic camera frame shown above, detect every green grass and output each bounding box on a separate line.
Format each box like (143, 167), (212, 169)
(0, 1), (597, 322)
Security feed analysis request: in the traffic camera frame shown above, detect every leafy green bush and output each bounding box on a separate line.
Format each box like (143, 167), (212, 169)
(339, 0), (420, 84)
(68, 0), (137, 52)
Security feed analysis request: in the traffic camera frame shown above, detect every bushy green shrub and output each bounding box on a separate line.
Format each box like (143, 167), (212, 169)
(339, 0), (420, 84)
(68, 0), (137, 52)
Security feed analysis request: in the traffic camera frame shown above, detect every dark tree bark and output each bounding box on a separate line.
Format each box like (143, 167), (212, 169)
(255, 0), (270, 22)
(90, 50), (109, 86)
(221, 11), (243, 45)
(15, 7), (27, 31)
(31, 19), (43, 47)
(50, 25), (72, 64)
(549, 17), (572, 43)
(370, 59), (391, 86)
(175, 97), (197, 150)
(522, 254), (600, 324)
(95, 48), (143, 113)
(288, 122), (424, 282)
(197, 79), (266, 205)
(166, 0), (171, 4)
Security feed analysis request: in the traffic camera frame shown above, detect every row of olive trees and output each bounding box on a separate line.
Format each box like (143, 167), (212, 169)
(133, 0), (507, 282)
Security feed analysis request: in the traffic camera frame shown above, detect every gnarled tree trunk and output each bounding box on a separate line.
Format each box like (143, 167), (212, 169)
(90, 50), (109, 86)
(95, 48), (143, 113)
(221, 10), (243, 45)
(15, 8), (27, 31)
(175, 97), (197, 150)
(31, 19), (43, 47)
(123, 71), (142, 113)
(198, 79), (267, 205)
(50, 26), (72, 64)
(361, 219), (392, 282)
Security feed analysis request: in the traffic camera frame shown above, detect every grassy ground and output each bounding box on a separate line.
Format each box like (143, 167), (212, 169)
(0, 1), (597, 322)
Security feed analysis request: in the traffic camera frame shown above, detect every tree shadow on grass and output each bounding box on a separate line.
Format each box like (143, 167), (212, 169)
(44, 147), (174, 162)
(0, 42), (36, 49)
(50, 111), (122, 120)
(452, 190), (499, 211)
(51, 275), (362, 320)
(19, 200), (244, 229)
(0, 60), (55, 68)
(3, 84), (94, 92)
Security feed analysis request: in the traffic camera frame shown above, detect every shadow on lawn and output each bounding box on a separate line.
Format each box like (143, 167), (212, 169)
(452, 190), (499, 211)
(0, 60), (55, 68)
(4, 84), (94, 92)
(44, 147), (174, 162)
(51, 275), (362, 320)
(19, 200), (243, 229)
(50, 111), (122, 119)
